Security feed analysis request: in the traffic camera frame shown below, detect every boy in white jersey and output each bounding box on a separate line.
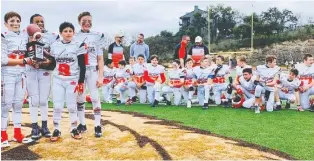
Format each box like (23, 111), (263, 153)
(74, 12), (105, 137)
(102, 59), (115, 103)
(234, 56), (252, 86)
(49, 22), (86, 142)
(143, 55), (166, 107)
(295, 54), (314, 112)
(182, 58), (196, 108)
(1, 11), (34, 148)
(128, 54), (147, 103)
(210, 55), (232, 107)
(193, 57), (214, 109)
(113, 60), (132, 106)
(253, 55), (281, 113)
(275, 69), (302, 111)
(162, 59), (185, 106)
(27, 14), (60, 140)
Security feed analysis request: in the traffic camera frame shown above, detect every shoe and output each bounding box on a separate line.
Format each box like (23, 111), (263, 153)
(208, 99), (214, 104)
(41, 127), (52, 138)
(13, 128), (33, 143)
(94, 126), (102, 138)
(253, 106), (260, 114)
(166, 100), (171, 106)
(132, 96), (137, 102)
(116, 100), (121, 106)
(77, 124), (87, 133)
(125, 98), (133, 106)
(310, 105), (314, 112)
(161, 94), (167, 102)
(71, 128), (82, 140)
(223, 101), (229, 108)
(31, 124), (41, 140)
(274, 104), (282, 111)
(285, 102), (290, 109)
(152, 100), (159, 107)
(1, 131), (10, 148)
(187, 100), (192, 108)
(50, 129), (61, 142)
(108, 100), (113, 104)
(297, 106), (304, 112)
(203, 103), (208, 110)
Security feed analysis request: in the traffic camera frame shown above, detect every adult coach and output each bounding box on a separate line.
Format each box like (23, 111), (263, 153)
(130, 33), (149, 61)
(187, 36), (209, 66)
(108, 32), (125, 68)
(174, 35), (190, 68)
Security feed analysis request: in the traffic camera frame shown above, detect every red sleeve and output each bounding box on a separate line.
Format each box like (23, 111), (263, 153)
(160, 73), (166, 83)
(178, 42), (186, 59)
(144, 70), (155, 83)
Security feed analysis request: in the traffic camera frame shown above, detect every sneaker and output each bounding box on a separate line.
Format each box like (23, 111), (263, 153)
(187, 100), (192, 108)
(125, 98), (133, 106)
(151, 100), (159, 108)
(50, 129), (61, 142)
(1, 131), (10, 148)
(116, 100), (121, 106)
(31, 125), (41, 140)
(285, 102), (291, 109)
(71, 128), (82, 140)
(13, 128), (33, 143)
(41, 127), (52, 138)
(297, 106), (304, 112)
(161, 94), (167, 102)
(274, 104), (282, 111)
(94, 126), (102, 138)
(223, 101), (229, 108)
(253, 106), (260, 114)
(166, 100), (171, 106)
(132, 96), (137, 102)
(203, 103), (208, 110)
(310, 105), (314, 112)
(208, 99), (215, 104)
(77, 124), (87, 133)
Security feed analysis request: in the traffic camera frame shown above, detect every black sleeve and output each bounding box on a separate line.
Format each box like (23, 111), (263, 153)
(77, 54), (86, 83)
(1, 33), (4, 38)
(108, 43), (114, 58)
(204, 46), (209, 55)
(174, 44), (179, 60)
(188, 45), (193, 56)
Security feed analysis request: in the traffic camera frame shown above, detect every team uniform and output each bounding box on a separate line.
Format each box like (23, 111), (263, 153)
(254, 65), (281, 111)
(162, 68), (185, 106)
(74, 31), (104, 129)
(276, 73), (301, 103)
(113, 67), (131, 104)
(236, 75), (257, 108)
(1, 30), (31, 146)
(50, 40), (86, 133)
(235, 65), (252, 77)
(193, 66), (213, 106)
(143, 64), (166, 105)
(295, 63), (314, 109)
(26, 31), (59, 138)
(128, 63), (147, 103)
(212, 64), (231, 105)
(102, 66), (115, 103)
(181, 68), (196, 104)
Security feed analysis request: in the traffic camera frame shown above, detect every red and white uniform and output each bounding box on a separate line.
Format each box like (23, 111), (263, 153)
(181, 68), (195, 102)
(26, 32), (59, 125)
(277, 73), (301, 102)
(162, 68), (185, 105)
(235, 65), (252, 77)
(144, 64), (166, 104)
(212, 65), (231, 105)
(128, 63), (147, 103)
(237, 75), (257, 108)
(74, 31), (104, 126)
(193, 66), (213, 105)
(50, 40), (86, 129)
(102, 66), (115, 102)
(1, 30), (28, 132)
(295, 63), (314, 109)
(113, 67), (131, 103)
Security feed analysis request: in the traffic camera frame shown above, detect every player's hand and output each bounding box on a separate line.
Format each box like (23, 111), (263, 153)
(74, 83), (84, 95)
(23, 57), (34, 66)
(96, 77), (103, 88)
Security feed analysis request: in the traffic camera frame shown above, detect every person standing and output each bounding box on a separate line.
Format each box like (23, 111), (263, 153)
(187, 36), (209, 67)
(130, 33), (149, 61)
(174, 35), (190, 68)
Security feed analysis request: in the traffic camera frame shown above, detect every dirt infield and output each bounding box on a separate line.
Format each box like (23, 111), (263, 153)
(1, 108), (294, 160)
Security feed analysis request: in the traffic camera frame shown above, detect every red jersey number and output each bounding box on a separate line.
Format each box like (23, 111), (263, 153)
(58, 64), (71, 76)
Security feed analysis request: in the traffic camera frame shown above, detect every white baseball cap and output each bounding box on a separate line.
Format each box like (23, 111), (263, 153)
(195, 36), (202, 42)
(115, 32), (124, 38)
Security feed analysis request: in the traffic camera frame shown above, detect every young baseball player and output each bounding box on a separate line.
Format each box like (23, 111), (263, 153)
(181, 58), (196, 108)
(102, 59), (115, 103)
(234, 56), (252, 86)
(295, 54), (314, 112)
(193, 57), (214, 109)
(74, 12), (105, 137)
(161, 59), (185, 106)
(126, 56), (135, 71)
(275, 69), (302, 111)
(128, 54), (147, 103)
(49, 22), (86, 141)
(1, 11), (34, 147)
(113, 60), (132, 106)
(143, 55), (166, 107)
(27, 14), (59, 140)
(253, 55), (281, 113)
(211, 55), (232, 107)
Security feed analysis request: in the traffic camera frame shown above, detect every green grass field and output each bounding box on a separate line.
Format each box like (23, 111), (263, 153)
(82, 102), (314, 160)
